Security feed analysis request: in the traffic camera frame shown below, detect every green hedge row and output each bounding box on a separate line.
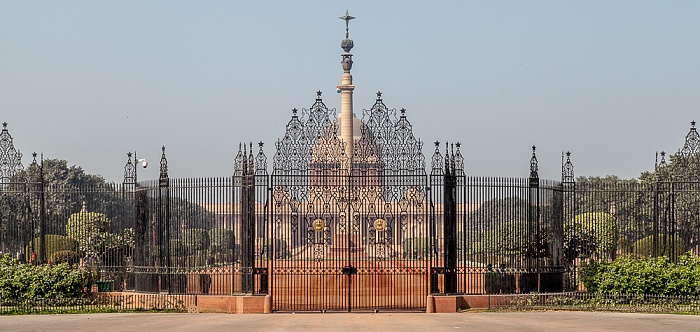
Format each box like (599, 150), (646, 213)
(581, 253), (700, 296)
(0, 255), (96, 302)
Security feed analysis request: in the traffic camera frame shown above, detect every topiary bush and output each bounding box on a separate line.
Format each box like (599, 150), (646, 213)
(632, 234), (687, 261)
(25, 235), (79, 263)
(49, 250), (80, 265)
(580, 253), (700, 296)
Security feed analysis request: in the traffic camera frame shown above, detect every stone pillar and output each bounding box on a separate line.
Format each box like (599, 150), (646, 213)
(339, 73), (354, 162)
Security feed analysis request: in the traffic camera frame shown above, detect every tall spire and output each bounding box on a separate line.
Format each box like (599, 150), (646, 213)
(339, 9), (355, 39)
(339, 9), (355, 72)
(338, 10), (356, 165)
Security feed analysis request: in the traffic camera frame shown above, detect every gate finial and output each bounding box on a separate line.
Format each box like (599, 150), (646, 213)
(0, 122), (24, 182)
(562, 151), (574, 183)
(529, 145), (539, 179)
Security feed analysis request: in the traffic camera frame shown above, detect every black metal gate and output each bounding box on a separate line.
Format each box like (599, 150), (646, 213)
(268, 93), (429, 311)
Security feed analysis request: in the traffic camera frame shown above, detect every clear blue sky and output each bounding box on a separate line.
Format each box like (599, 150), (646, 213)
(1, 1), (698, 181)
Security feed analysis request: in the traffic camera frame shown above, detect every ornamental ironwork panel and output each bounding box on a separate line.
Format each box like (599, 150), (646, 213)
(0, 122), (23, 183)
(269, 91), (428, 312)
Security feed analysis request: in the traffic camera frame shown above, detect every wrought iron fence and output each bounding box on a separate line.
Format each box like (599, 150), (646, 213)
(2, 117), (700, 312)
(487, 292), (700, 314)
(0, 294), (193, 314)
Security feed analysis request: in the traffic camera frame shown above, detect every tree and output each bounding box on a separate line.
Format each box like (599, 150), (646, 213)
(565, 212), (618, 260)
(653, 152), (700, 253)
(66, 210), (110, 263)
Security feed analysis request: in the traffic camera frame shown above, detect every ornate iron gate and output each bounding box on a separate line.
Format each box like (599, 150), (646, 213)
(269, 93), (429, 311)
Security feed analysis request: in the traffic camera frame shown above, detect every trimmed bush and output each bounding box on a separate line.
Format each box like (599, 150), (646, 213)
(25, 235), (79, 263)
(581, 253), (700, 296)
(49, 250), (80, 265)
(632, 234), (687, 261)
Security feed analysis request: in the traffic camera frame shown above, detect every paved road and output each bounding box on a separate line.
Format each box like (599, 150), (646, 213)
(2, 311), (699, 332)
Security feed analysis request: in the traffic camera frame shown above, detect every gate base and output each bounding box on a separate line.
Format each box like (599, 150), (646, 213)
(428, 295), (516, 313)
(427, 295), (469, 313)
(193, 295), (272, 314)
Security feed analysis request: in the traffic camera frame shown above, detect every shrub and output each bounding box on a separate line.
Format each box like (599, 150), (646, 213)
(66, 211), (111, 245)
(182, 229), (209, 253)
(580, 253), (700, 296)
(0, 255), (96, 303)
(632, 234), (687, 261)
(25, 235), (79, 263)
(565, 212), (618, 256)
(402, 237), (433, 259)
(208, 228), (235, 252)
(49, 250), (80, 265)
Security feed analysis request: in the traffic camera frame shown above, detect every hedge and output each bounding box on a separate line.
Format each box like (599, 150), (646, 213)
(581, 253), (700, 296)
(0, 255), (95, 303)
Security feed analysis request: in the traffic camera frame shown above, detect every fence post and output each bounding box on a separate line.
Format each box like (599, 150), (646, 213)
(443, 143), (457, 294)
(241, 143), (256, 294)
(562, 151), (576, 290)
(528, 146), (540, 292)
(38, 154), (46, 265)
(134, 185), (152, 291)
(158, 146), (171, 293)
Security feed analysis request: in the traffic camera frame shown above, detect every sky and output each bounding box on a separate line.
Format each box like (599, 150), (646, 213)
(1, 1), (699, 182)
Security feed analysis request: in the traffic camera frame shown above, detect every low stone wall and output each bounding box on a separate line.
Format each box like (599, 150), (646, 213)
(95, 292), (271, 314)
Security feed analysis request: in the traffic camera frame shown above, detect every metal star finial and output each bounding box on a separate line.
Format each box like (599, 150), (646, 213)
(2, 122), (7, 128)
(692, 120), (696, 128)
(376, 91), (382, 99)
(316, 90), (322, 98)
(339, 10), (355, 38)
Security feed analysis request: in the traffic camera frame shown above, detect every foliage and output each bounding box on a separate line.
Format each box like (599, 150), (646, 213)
(66, 211), (110, 260)
(15, 159), (127, 235)
(0, 255), (95, 303)
(580, 253), (700, 296)
(632, 234), (688, 261)
(65, 209), (133, 267)
(402, 237), (433, 259)
(565, 212), (618, 258)
(182, 229), (209, 254)
(49, 250), (80, 265)
(563, 231), (597, 263)
(169, 197), (217, 233)
(25, 235), (78, 263)
(468, 197), (528, 229)
(208, 228), (235, 252)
